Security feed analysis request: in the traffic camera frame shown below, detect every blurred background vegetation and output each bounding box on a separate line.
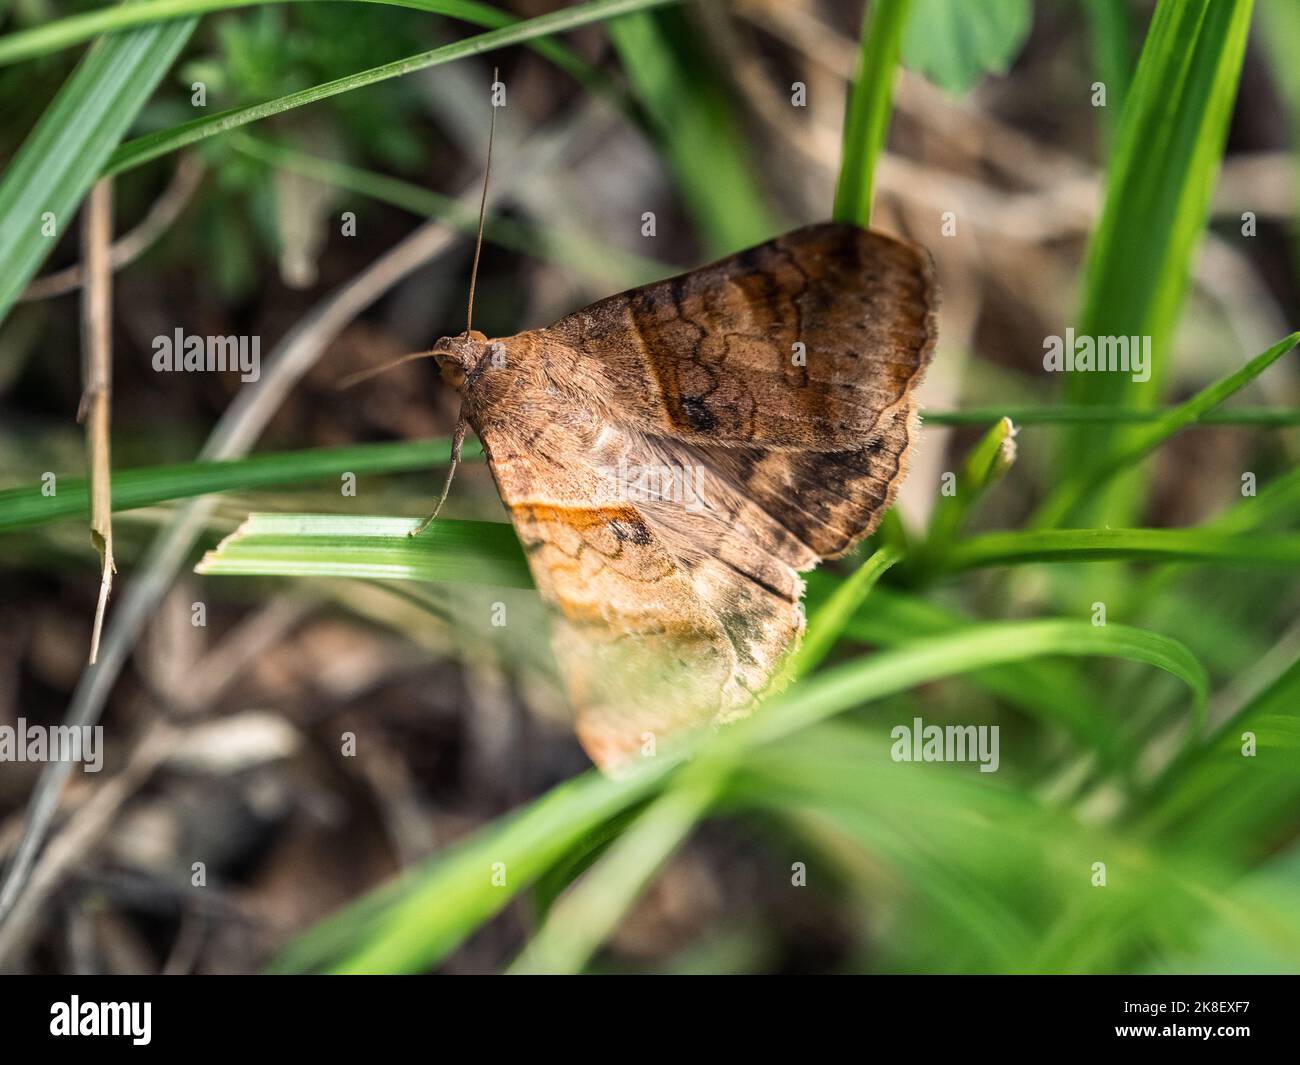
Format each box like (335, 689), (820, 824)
(0, 0), (1298, 974)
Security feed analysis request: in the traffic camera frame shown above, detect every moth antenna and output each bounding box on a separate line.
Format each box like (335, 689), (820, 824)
(334, 350), (437, 391)
(410, 414), (468, 537)
(465, 66), (498, 336)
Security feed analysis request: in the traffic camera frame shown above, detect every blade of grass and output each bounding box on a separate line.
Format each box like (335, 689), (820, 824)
(195, 512), (532, 588)
(923, 416), (1016, 555)
(278, 761), (676, 973)
(1035, 330), (1300, 527)
(790, 544), (901, 678)
(0, 12), (197, 326)
(1139, 656), (1300, 846)
(833, 0), (912, 226)
(102, 0), (679, 178)
(1084, 0), (1135, 152)
(193, 515), (1300, 590)
(7, 407), (1287, 538)
(923, 406), (1300, 427)
(1205, 462), (1300, 533)
(820, 581), (1109, 752)
(1056, 0), (1255, 526)
(0, 0), (605, 101)
(943, 527), (1300, 572)
(507, 756), (726, 974)
(746, 619), (1207, 750)
(606, 6), (774, 255)
(0, 437), (476, 533)
(278, 617), (1205, 972)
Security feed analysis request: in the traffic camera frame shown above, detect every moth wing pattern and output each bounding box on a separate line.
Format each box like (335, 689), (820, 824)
(463, 223), (937, 769)
(466, 404), (811, 769)
(545, 222), (937, 453)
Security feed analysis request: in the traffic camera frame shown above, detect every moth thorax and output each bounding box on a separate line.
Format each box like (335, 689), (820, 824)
(431, 329), (489, 389)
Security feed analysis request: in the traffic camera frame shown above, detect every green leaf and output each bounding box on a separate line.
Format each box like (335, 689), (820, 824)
(1035, 330), (1299, 527)
(900, 0), (1031, 95)
(791, 545), (901, 678)
(1057, 0), (1256, 525)
(923, 405), (1300, 427)
(943, 527), (1300, 573)
(195, 513), (532, 588)
(1084, 0), (1135, 150)
(275, 618), (1205, 973)
(745, 619), (1207, 750)
(0, 14), (197, 326)
(923, 416), (1016, 554)
(606, 7), (775, 255)
(507, 758), (725, 974)
(103, 0), (679, 177)
(833, 0), (912, 226)
(0, 439), (475, 533)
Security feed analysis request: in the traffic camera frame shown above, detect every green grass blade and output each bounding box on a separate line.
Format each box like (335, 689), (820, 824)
(1084, 0), (1135, 150)
(833, 0), (912, 226)
(193, 513), (1300, 593)
(102, 0), (679, 178)
(923, 406), (1300, 427)
(606, 7), (774, 255)
(0, 0), (627, 119)
(1207, 463), (1300, 533)
(1035, 330), (1300, 527)
(791, 544), (901, 678)
(508, 759), (725, 974)
(827, 583), (1108, 750)
(276, 617), (1204, 973)
(0, 0), (591, 85)
(0, 14), (197, 326)
(943, 527), (1300, 572)
(1140, 655), (1300, 844)
(923, 415), (1016, 553)
(287, 763), (675, 973)
(195, 513), (532, 588)
(1056, 0), (1255, 525)
(0, 438), (474, 533)
(747, 619), (1207, 749)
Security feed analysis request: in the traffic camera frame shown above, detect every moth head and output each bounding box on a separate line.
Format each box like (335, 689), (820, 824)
(430, 329), (489, 390)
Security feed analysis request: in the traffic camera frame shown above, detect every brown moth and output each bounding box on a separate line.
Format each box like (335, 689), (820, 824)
(427, 223), (937, 771)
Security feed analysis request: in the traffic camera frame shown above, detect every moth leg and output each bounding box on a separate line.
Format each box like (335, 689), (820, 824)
(410, 415), (468, 537)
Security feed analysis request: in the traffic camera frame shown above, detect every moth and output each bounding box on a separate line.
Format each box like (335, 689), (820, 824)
(424, 221), (937, 771)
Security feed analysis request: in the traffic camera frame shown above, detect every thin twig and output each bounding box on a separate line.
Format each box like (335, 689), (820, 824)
(22, 155), (204, 302)
(79, 180), (115, 665)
